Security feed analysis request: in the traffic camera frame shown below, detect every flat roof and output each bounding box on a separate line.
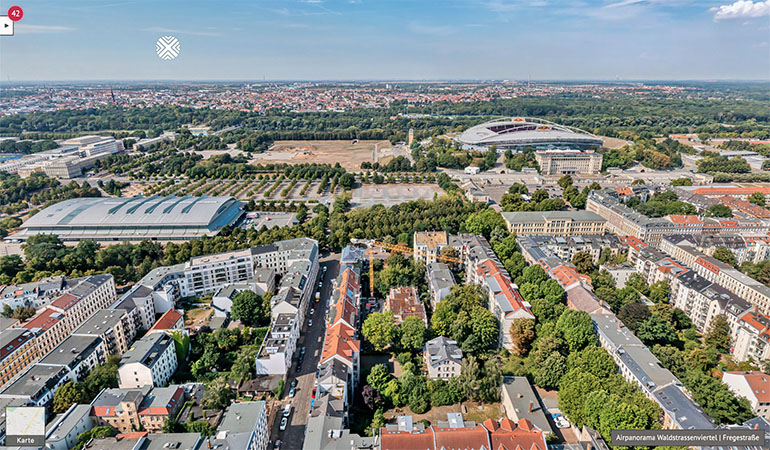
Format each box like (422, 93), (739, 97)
(74, 309), (125, 336)
(38, 335), (102, 367)
(502, 211), (606, 224)
(120, 333), (173, 368)
(218, 401), (266, 434)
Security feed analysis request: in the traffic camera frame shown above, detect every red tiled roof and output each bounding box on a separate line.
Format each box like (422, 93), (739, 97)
(0, 331), (31, 361)
(116, 432), (148, 439)
(381, 427), (435, 450)
(620, 236), (648, 251)
(692, 186), (770, 196)
(667, 215), (703, 225)
(321, 322), (360, 364)
(726, 371), (770, 404)
(477, 260), (532, 318)
(148, 309), (183, 332)
(51, 293), (79, 311)
(433, 423), (491, 450)
(21, 308), (61, 333)
(138, 387), (184, 416)
(385, 287), (426, 323)
(484, 418), (547, 450)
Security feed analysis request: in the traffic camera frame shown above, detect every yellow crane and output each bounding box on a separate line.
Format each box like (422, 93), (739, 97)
(350, 238), (462, 298)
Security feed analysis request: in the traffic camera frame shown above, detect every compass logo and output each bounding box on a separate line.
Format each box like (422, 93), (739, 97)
(156, 36), (180, 60)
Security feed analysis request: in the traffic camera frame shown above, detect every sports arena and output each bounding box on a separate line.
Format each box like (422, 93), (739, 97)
(457, 117), (604, 151)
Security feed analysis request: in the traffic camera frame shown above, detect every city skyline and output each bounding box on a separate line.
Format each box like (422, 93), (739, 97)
(0, 0), (768, 81)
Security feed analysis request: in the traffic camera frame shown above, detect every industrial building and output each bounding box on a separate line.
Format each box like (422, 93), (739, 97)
(11, 195), (244, 242)
(457, 117), (603, 151)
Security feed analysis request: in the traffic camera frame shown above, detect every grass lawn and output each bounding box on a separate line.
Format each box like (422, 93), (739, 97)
(383, 402), (504, 426)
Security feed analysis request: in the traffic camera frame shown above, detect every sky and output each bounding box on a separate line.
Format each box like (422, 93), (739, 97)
(0, 0), (769, 81)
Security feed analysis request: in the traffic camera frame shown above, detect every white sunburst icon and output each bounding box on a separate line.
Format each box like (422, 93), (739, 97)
(156, 36), (180, 60)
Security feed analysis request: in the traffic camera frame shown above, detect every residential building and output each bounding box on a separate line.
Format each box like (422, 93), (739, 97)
(212, 401), (269, 450)
(502, 211), (606, 237)
(0, 329), (37, 389)
(424, 336), (462, 380)
(483, 418), (548, 450)
(384, 286), (427, 325)
(117, 333), (177, 388)
(320, 322), (360, 388)
(254, 313), (299, 375)
(669, 270), (750, 333)
(37, 335), (107, 381)
(0, 363), (71, 407)
(534, 149), (602, 175)
(90, 385), (184, 433)
(0, 275), (68, 310)
(587, 189), (672, 245)
(722, 371), (770, 420)
(212, 270), (274, 318)
(426, 262), (456, 306)
(147, 309), (184, 335)
(733, 310), (770, 363)
(45, 404), (93, 450)
(500, 376), (554, 437)
(74, 309), (136, 356)
(414, 231), (450, 264)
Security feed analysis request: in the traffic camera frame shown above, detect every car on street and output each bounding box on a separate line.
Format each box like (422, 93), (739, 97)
(280, 417), (288, 431)
(283, 405), (292, 417)
(308, 319), (313, 327)
(310, 308), (315, 315)
(291, 378), (298, 387)
(296, 364), (302, 373)
(273, 440), (281, 450)
(300, 346), (306, 355)
(289, 387), (296, 398)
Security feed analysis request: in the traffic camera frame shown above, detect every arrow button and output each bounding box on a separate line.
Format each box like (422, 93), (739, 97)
(0, 16), (14, 36)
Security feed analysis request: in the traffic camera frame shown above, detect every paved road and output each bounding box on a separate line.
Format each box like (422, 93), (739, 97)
(270, 253), (340, 450)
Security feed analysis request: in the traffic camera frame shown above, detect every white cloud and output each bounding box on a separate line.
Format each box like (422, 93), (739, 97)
(16, 24), (75, 33)
(712, 0), (770, 20)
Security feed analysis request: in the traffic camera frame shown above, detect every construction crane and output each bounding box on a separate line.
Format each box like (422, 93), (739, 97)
(350, 238), (462, 298)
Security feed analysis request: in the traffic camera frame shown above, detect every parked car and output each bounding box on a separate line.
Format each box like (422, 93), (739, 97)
(308, 319), (313, 327)
(274, 440), (281, 450)
(280, 417), (288, 431)
(291, 378), (298, 388)
(289, 387), (296, 398)
(310, 308), (315, 315)
(300, 346), (306, 355)
(296, 364), (302, 373)
(283, 405), (292, 417)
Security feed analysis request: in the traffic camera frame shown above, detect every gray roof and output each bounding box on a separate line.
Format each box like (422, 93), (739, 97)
(458, 118), (603, 147)
(501, 376), (554, 435)
(37, 335), (103, 369)
(652, 384), (714, 430)
(1, 364), (69, 398)
(141, 433), (202, 450)
(502, 211), (606, 224)
(138, 385), (183, 411)
(217, 401), (265, 435)
(74, 309), (126, 336)
(120, 333), (174, 368)
(427, 262), (456, 293)
(91, 386), (152, 409)
(425, 336), (463, 368)
(46, 404), (92, 443)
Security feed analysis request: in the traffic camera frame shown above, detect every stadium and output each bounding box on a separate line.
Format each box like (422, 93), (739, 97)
(11, 195), (244, 242)
(457, 117), (604, 151)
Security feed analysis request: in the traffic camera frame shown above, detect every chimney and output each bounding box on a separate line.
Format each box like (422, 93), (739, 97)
(528, 401), (534, 413)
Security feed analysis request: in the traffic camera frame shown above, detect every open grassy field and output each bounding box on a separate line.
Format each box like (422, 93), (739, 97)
(251, 140), (392, 170)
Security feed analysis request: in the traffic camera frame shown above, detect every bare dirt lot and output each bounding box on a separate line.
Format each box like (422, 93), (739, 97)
(251, 140), (392, 170)
(351, 184), (444, 207)
(599, 136), (632, 149)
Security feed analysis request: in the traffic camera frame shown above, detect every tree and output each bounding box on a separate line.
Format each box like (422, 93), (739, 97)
(362, 384), (383, 410)
(509, 318), (536, 356)
(185, 420), (216, 436)
(202, 376), (234, 410)
(704, 315), (731, 353)
(534, 352), (568, 390)
(706, 204), (733, 218)
(712, 247), (737, 267)
(556, 310), (597, 352)
(367, 364), (392, 393)
(399, 316), (427, 351)
(230, 290), (268, 326)
(647, 280), (670, 304)
(571, 252), (595, 274)
(557, 174), (574, 189)
(52, 381), (87, 414)
(468, 306), (499, 353)
(464, 210), (505, 240)
(637, 315), (678, 347)
(617, 302), (650, 332)
(83, 355), (120, 397)
(748, 192), (766, 207)
(362, 311), (397, 351)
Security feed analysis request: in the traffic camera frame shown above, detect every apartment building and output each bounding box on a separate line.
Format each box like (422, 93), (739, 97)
(254, 313), (299, 375)
(669, 270), (750, 333)
(74, 309), (136, 356)
(211, 401), (269, 450)
(0, 364), (71, 407)
(22, 275), (116, 356)
(384, 287), (427, 325)
(117, 333), (178, 388)
(36, 335), (107, 382)
(516, 234), (625, 265)
(501, 211), (606, 237)
(0, 275), (68, 310)
(413, 231), (449, 264)
(212, 268), (275, 318)
(0, 329), (38, 389)
(424, 336), (462, 380)
(591, 312), (714, 430)
(722, 371), (770, 420)
(500, 377), (554, 438)
(146, 309), (184, 335)
(45, 404), (93, 450)
(90, 385), (184, 433)
(426, 262), (456, 306)
(587, 190), (672, 246)
(534, 149), (603, 175)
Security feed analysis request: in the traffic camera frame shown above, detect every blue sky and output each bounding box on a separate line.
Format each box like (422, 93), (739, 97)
(0, 0), (768, 81)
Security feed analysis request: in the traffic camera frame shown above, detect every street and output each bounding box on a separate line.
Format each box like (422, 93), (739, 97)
(270, 253), (340, 450)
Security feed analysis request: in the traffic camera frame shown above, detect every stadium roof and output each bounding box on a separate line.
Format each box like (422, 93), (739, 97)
(458, 117), (603, 149)
(13, 195), (244, 241)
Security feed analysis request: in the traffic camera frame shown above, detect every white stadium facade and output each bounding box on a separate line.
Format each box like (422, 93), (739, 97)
(457, 117), (604, 151)
(11, 195), (244, 242)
